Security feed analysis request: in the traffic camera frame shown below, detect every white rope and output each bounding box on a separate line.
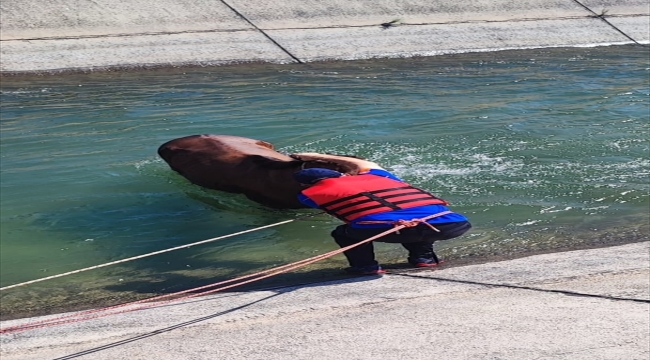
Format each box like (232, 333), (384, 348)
(0, 219), (297, 291)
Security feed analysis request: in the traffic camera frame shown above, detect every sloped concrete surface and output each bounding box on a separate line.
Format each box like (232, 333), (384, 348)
(1, 32), (296, 72)
(604, 16), (650, 41)
(1, 242), (648, 359)
(0, 0), (254, 39)
(581, 0), (649, 15)
(0, 0), (648, 72)
(224, 0), (591, 28)
(266, 18), (631, 62)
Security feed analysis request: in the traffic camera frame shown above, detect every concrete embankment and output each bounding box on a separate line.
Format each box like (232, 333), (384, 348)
(1, 242), (648, 359)
(1, 0), (648, 73)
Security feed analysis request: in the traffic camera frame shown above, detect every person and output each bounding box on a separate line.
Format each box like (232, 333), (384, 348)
(293, 167), (471, 275)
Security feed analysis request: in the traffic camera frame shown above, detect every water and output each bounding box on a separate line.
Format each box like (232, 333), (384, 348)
(1, 45), (648, 318)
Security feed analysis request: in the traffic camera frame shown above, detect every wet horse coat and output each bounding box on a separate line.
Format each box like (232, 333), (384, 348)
(158, 134), (373, 208)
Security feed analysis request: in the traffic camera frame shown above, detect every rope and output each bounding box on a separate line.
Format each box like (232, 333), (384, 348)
(356, 211), (452, 232)
(0, 213), (322, 291)
(572, 0), (645, 46)
(0, 225), (399, 334)
(218, 0), (304, 63)
(0, 211), (452, 335)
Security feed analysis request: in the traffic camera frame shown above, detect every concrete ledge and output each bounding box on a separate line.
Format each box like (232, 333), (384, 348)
(605, 15), (650, 41)
(224, 0), (592, 29)
(1, 242), (648, 359)
(0, 31), (296, 73)
(267, 18), (637, 62)
(0, 0), (254, 40)
(1, 0), (648, 73)
(581, 0), (649, 15)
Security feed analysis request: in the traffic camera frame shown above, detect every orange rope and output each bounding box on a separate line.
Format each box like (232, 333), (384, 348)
(0, 227), (399, 334)
(355, 211), (452, 233)
(1, 211), (452, 335)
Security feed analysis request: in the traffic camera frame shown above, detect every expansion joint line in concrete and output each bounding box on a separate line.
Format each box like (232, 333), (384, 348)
(218, 0), (304, 64)
(572, 0), (646, 46)
(395, 274), (650, 304)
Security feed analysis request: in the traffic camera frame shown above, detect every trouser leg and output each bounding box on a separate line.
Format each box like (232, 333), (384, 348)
(330, 221), (471, 267)
(331, 225), (378, 268)
(399, 221), (472, 264)
(401, 241), (438, 264)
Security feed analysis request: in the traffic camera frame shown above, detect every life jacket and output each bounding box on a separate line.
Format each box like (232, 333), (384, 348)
(302, 174), (448, 222)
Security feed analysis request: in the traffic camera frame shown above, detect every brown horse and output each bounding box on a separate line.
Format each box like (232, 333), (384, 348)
(158, 134), (379, 208)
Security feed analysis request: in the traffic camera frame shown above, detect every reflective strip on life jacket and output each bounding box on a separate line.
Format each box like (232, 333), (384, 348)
(303, 175), (447, 222)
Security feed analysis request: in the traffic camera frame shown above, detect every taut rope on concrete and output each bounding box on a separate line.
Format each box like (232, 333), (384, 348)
(0, 211), (453, 334)
(572, 0), (646, 46)
(0, 219), (401, 334)
(218, 0), (304, 63)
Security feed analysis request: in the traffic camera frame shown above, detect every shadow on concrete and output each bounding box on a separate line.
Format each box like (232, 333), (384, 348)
(50, 275), (379, 360)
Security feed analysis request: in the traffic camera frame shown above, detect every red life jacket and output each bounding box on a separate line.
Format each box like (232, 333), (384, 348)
(302, 174), (448, 222)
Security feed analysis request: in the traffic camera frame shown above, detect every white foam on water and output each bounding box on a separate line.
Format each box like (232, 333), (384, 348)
(391, 163), (478, 177)
(0, 88), (52, 94)
(540, 206), (574, 214)
(133, 158), (164, 170)
(583, 205), (610, 210)
(514, 220), (542, 226)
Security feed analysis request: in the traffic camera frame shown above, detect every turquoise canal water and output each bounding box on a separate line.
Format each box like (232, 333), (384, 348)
(1, 45), (648, 317)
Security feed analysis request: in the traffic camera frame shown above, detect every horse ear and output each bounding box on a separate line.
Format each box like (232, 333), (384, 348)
(250, 155), (302, 169)
(254, 140), (275, 150)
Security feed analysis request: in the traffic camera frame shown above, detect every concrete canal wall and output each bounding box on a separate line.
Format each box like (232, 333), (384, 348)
(1, 0), (648, 73)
